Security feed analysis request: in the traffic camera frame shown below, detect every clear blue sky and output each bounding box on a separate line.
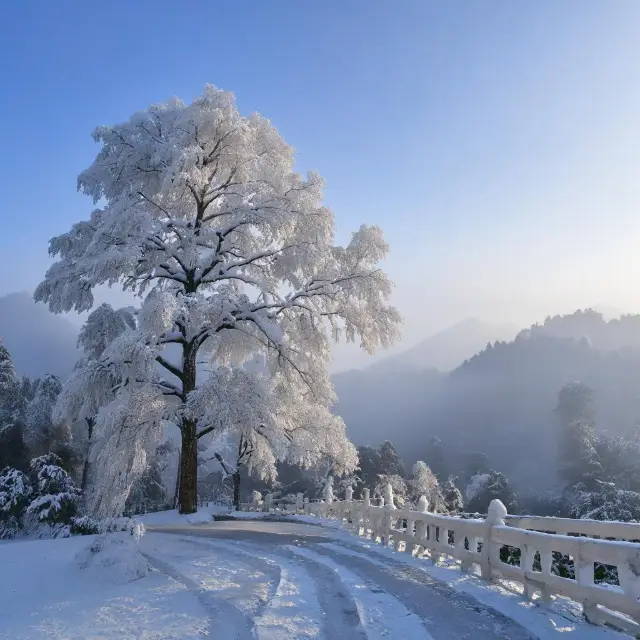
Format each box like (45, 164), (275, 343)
(1, 1), (640, 369)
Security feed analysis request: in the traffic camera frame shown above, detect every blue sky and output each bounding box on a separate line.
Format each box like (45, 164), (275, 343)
(1, 1), (640, 369)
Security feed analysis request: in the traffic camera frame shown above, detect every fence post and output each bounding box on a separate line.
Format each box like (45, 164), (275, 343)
(362, 488), (371, 538)
(481, 499), (507, 581)
(413, 496), (429, 557)
(264, 492), (273, 514)
(382, 483), (396, 547)
(303, 497), (310, 514)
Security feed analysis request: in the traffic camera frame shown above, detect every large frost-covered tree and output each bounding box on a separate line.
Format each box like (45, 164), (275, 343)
(35, 85), (400, 514)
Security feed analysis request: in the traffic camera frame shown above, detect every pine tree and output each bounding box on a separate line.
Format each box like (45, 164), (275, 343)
(0, 337), (19, 425)
(442, 477), (464, 513)
(378, 440), (405, 478)
(556, 382), (602, 490)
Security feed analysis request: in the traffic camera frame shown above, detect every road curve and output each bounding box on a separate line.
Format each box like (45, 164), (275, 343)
(141, 519), (538, 639)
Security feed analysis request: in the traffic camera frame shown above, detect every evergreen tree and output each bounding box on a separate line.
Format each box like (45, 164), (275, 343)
(378, 440), (405, 477)
(410, 461), (444, 510)
(442, 476), (464, 513)
(424, 435), (448, 481)
(556, 383), (602, 489)
(465, 469), (517, 513)
(355, 445), (383, 494)
(26, 453), (81, 525)
(0, 337), (19, 425)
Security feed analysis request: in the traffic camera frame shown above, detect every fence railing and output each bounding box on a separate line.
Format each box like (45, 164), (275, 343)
(306, 490), (640, 635)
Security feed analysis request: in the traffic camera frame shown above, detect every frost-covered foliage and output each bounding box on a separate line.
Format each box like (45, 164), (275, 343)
(442, 477), (464, 513)
(374, 473), (407, 507)
(0, 337), (19, 424)
(36, 85), (399, 514)
(465, 470), (517, 513)
(26, 454), (81, 524)
(321, 476), (334, 503)
(378, 440), (405, 478)
(24, 375), (63, 450)
(410, 461), (444, 511)
(570, 481), (640, 522)
(0, 467), (32, 537)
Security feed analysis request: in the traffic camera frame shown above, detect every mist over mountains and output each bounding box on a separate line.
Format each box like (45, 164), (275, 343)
(0, 292), (80, 378)
(3, 291), (640, 495)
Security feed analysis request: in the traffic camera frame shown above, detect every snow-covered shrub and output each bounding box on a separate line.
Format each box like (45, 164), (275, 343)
(0, 467), (32, 539)
(75, 531), (149, 583)
(0, 467), (32, 520)
(26, 453), (81, 524)
(101, 516), (146, 540)
(70, 515), (102, 536)
(571, 481), (640, 522)
(251, 490), (263, 508)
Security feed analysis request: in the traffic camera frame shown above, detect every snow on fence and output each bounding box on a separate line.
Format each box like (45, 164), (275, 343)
(307, 488), (640, 634)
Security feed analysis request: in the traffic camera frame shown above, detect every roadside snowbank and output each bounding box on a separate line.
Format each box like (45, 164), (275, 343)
(75, 530), (149, 584)
(0, 535), (210, 640)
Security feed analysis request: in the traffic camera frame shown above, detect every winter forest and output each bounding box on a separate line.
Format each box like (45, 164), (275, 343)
(2, 86), (640, 541)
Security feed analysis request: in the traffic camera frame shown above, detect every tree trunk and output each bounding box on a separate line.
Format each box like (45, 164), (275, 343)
(178, 419), (198, 514)
(80, 417), (94, 493)
(173, 449), (181, 509)
(178, 339), (198, 514)
(233, 469), (241, 511)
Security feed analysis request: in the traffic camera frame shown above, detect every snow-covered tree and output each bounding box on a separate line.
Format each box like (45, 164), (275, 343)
(374, 473), (407, 507)
(24, 374), (63, 451)
(442, 477), (464, 513)
(0, 338), (19, 425)
(35, 85), (400, 514)
(378, 440), (405, 478)
(465, 470), (517, 513)
(0, 467), (32, 537)
(54, 304), (137, 493)
(555, 382), (602, 490)
(26, 453), (81, 525)
(570, 481), (640, 522)
(410, 461), (444, 511)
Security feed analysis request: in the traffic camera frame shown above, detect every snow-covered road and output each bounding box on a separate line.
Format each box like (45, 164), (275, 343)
(141, 520), (536, 639)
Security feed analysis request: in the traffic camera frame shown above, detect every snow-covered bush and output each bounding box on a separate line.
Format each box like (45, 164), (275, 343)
(251, 490), (263, 508)
(26, 453), (81, 524)
(0, 467), (32, 538)
(70, 515), (102, 536)
(75, 531), (149, 583)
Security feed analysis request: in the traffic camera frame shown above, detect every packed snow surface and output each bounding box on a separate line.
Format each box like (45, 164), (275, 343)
(0, 515), (629, 639)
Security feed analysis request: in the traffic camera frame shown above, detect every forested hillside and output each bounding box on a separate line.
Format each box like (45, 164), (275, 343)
(337, 310), (640, 496)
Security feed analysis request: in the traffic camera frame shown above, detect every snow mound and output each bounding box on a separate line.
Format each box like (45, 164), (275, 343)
(75, 531), (149, 584)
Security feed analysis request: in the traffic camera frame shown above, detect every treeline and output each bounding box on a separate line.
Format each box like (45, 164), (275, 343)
(352, 380), (640, 523)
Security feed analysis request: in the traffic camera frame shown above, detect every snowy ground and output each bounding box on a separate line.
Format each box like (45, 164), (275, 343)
(0, 515), (630, 639)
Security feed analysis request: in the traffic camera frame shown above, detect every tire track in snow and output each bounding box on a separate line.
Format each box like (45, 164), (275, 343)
(287, 544), (433, 640)
(179, 538), (326, 640)
(197, 538), (368, 640)
(141, 551), (255, 640)
(317, 542), (538, 640)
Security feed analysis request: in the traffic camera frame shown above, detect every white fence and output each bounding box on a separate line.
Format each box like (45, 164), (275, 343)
(307, 489), (640, 635)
